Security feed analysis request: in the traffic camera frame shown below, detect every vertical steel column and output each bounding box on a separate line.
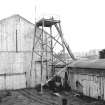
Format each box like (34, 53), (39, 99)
(45, 31), (48, 79)
(50, 26), (54, 76)
(41, 20), (44, 93)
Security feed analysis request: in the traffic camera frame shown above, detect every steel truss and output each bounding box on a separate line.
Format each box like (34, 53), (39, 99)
(31, 17), (75, 92)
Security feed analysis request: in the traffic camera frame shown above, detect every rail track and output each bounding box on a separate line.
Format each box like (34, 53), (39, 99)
(18, 89), (59, 105)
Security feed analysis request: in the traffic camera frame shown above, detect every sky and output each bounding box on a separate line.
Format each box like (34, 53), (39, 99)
(0, 0), (105, 53)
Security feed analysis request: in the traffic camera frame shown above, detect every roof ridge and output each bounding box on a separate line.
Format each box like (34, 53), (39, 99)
(0, 14), (34, 25)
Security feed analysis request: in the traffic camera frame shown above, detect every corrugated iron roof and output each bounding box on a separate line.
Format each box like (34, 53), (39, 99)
(69, 59), (105, 69)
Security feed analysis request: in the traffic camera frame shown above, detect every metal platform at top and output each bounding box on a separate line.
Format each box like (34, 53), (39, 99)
(36, 18), (60, 27)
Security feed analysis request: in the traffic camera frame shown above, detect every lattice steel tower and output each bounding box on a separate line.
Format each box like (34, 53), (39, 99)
(31, 17), (75, 92)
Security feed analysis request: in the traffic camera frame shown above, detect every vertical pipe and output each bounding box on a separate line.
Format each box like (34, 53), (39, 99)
(30, 19), (37, 87)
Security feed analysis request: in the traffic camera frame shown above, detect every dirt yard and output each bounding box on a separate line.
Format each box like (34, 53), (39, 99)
(0, 90), (43, 105)
(0, 89), (104, 105)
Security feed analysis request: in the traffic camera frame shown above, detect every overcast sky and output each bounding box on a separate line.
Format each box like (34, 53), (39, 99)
(0, 0), (105, 53)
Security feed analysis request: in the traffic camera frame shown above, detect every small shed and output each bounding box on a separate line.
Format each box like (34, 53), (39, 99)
(68, 59), (105, 100)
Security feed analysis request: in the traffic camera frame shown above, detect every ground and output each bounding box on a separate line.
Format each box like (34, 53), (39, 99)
(0, 91), (42, 105)
(0, 89), (104, 105)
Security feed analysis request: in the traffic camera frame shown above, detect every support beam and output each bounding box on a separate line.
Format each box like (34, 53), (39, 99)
(54, 23), (76, 60)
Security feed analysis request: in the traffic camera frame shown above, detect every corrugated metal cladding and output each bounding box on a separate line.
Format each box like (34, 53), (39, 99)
(68, 65), (105, 100)
(0, 15), (52, 90)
